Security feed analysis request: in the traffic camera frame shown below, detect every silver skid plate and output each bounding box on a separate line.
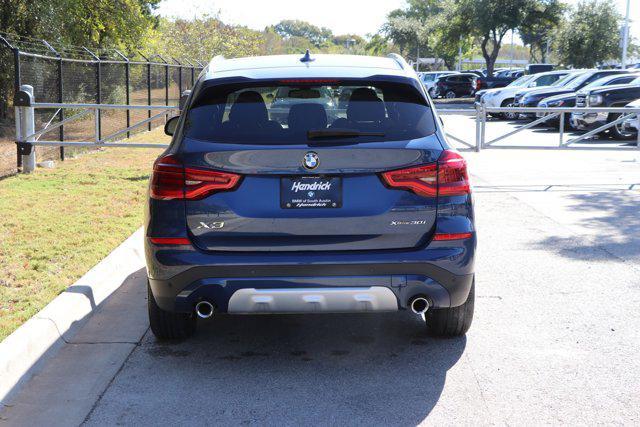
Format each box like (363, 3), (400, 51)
(227, 287), (398, 314)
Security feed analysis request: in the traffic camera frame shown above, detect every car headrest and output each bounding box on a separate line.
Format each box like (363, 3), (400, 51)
(229, 91), (269, 125)
(288, 103), (328, 132)
(347, 88), (386, 122)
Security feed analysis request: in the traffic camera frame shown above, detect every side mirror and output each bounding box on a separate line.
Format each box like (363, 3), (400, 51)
(179, 90), (191, 111)
(164, 116), (179, 136)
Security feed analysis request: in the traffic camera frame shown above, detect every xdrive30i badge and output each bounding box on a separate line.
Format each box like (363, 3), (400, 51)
(303, 152), (319, 170)
(390, 220), (427, 226)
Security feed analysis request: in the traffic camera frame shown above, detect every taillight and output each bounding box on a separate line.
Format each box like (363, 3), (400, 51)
(150, 155), (242, 200)
(380, 150), (470, 198)
(475, 79), (482, 90)
(437, 150), (470, 196)
(381, 163), (438, 197)
(150, 155), (184, 200)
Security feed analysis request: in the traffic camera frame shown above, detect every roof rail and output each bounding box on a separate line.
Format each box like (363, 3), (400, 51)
(387, 53), (409, 70)
(205, 55), (225, 75)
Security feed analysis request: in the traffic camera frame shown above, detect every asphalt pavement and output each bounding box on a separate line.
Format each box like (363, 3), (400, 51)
(2, 118), (639, 426)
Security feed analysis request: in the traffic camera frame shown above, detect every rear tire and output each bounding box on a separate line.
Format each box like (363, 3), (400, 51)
(445, 90), (456, 99)
(425, 279), (475, 337)
(148, 282), (196, 340)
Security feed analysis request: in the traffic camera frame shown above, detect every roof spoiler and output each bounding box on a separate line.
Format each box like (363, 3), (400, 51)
(387, 53), (410, 70)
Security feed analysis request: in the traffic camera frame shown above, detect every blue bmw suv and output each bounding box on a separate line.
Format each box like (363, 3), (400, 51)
(145, 53), (476, 340)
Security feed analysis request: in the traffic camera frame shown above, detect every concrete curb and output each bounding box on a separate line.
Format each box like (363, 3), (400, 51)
(0, 227), (145, 403)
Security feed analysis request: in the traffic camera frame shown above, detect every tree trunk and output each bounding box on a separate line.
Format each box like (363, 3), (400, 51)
(481, 30), (506, 77)
(539, 43), (547, 63)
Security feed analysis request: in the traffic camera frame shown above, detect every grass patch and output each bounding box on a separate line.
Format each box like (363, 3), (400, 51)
(0, 130), (169, 340)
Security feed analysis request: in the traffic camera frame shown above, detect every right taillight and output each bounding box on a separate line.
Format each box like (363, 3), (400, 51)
(150, 154), (242, 200)
(380, 150), (470, 197)
(436, 150), (470, 196)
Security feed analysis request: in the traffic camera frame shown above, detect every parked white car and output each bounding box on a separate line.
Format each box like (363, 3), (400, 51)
(481, 70), (573, 119)
(622, 98), (640, 132)
(419, 71), (458, 97)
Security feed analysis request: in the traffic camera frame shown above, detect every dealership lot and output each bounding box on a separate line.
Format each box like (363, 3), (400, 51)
(2, 118), (640, 425)
(440, 111), (640, 149)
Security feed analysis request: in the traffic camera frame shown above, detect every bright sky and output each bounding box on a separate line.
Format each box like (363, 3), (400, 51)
(156, 0), (405, 36)
(157, 0), (639, 39)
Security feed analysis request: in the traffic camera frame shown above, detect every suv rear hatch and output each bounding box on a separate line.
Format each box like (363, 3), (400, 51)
(156, 78), (462, 252)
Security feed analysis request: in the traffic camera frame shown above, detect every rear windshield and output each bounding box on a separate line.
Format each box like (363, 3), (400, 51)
(183, 81), (435, 144)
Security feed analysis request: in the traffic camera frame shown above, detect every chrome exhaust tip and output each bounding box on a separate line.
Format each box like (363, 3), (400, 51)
(410, 297), (430, 315)
(195, 301), (214, 319)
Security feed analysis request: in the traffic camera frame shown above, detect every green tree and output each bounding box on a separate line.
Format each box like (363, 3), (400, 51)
(381, 0), (473, 70)
(62, 0), (160, 50)
(0, 0), (158, 121)
(382, 2), (444, 64)
(272, 20), (333, 48)
(149, 16), (263, 60)
(555, 0), (622, 68)
(365, 34), (395, 56)
(519, 0), (565, 63)
(450, 0), (531, 76)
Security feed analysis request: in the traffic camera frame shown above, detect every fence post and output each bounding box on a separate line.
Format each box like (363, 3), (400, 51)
(138, 52), (152, 131)
(16, 85), (36, 173)
(115, 50), (131, 138)
(165, 61), (169, 116)
(173, 57), (182, 95)
(42, 40), (65, 160)
(474, 103), (482, 152)
(84, 47), (101, 140)
(58, 56), (65, 160)
(14, 46), (23, 169)
(558, 112), (565, 147)
(636, 112), (640, 149)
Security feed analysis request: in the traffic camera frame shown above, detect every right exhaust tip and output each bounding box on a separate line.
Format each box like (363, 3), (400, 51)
(195, 300), (214, 319)
(410, 297), (430, 315)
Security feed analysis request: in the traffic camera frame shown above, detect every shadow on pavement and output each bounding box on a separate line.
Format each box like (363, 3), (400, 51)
(537, 191), (640, 260)
(93, 311), (466, 425)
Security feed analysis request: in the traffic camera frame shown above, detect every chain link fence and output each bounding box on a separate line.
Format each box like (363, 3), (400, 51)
(0, 33), (203, 178)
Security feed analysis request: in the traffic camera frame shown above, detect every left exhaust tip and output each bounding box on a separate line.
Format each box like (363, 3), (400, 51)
(409, 296), (430, 315)
(195, 301), (214, 319)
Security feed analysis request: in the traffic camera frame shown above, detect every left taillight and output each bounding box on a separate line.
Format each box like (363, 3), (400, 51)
(380, 150), (470, 198)
(150, 154), (242, 200)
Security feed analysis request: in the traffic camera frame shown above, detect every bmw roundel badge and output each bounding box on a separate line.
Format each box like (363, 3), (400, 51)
(303, 151), (319, 170)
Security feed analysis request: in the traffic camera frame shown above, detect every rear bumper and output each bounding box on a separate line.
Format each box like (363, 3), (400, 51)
(147, 239), (476, 314)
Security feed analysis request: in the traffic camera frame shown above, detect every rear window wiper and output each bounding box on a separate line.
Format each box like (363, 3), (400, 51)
(307, 128), (385, 140)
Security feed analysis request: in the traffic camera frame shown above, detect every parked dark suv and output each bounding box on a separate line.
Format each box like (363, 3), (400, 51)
(433, 73), (477, 98)
(571, 75), (640, 139)
(146, 53), (476, 340)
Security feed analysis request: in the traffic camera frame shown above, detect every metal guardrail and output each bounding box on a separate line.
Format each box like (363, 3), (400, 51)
(14, 85), (177, 173)
(14, 87), (640, 174)
(438, 103), (640, 151)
